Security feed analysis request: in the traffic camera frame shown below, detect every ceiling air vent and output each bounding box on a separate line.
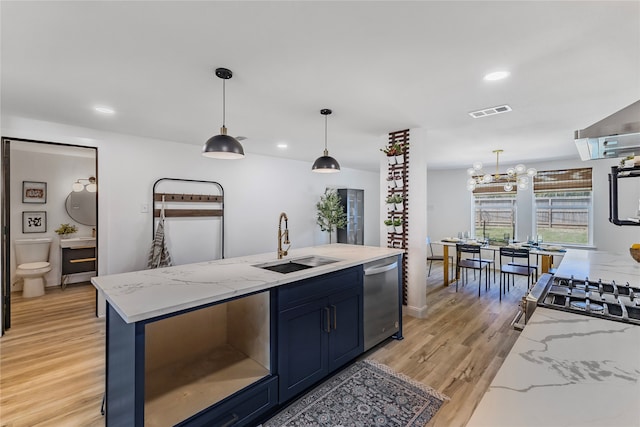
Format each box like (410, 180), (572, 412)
(468, 104), (512, 118)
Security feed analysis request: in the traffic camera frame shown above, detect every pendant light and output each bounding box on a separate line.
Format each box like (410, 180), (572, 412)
(312, 109), (340, 173)
(202, 67), (245, 159)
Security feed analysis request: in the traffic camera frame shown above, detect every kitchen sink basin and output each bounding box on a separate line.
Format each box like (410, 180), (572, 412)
(260, 262), (314, 274)
(253, 255), (341, 274)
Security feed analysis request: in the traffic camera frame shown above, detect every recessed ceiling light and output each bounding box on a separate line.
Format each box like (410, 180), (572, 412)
(484, 71), (510, 81)
(94, 106), (115, 114)
(277, 143), (288, 149)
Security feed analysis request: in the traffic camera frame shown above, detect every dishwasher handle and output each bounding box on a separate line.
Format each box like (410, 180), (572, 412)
(364, 261), (398, 276)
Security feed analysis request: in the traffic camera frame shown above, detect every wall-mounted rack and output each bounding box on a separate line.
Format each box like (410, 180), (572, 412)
(152, 193), (223, 218)
(152, 178), (225, 259)
(384, 129), (410, 305)
(609, 165), (640, 226)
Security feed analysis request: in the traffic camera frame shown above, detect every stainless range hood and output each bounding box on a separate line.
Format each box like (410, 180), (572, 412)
(575, 100), (640, 160)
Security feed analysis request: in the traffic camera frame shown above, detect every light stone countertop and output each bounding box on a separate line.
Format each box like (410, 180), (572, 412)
(467, 307), (640, 427)
(92, 244), (403, 323)
(553, 249), (640, 285)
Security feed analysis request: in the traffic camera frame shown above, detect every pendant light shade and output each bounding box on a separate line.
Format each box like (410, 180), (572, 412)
(202, 68), (245, 159)
(312, 109), (340, 173)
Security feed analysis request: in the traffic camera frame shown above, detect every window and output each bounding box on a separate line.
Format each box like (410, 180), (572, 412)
(533, 168), (592, 245)
(473, 177), (517, 243)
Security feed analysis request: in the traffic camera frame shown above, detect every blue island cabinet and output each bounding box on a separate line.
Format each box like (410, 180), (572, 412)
(277, 266), (364, 403)
(105, 290), (277, 427)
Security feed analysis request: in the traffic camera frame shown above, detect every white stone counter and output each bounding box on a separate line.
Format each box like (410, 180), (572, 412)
(554, 249), (640, 285)
(467, 307), (640, 427)
(92, 244), (403, 323)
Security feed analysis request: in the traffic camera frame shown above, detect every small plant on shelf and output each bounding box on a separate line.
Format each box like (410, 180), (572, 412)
(55, 223), (78, 237)
(384, 219), (395, 233)
(620, 155), (635, 168)
(380, 143), (403, 157)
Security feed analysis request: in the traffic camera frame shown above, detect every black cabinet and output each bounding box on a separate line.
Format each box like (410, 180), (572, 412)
(277, 266), (363, 403)
(337, 189), (364, 245)
(61, 246), (96, 275)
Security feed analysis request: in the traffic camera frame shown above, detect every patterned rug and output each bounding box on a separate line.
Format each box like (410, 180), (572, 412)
(263, 359), (448, 427)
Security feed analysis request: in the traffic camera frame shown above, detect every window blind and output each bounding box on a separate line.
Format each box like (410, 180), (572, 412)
(533, 168), (592, 192)
(472, 174), (513, 194)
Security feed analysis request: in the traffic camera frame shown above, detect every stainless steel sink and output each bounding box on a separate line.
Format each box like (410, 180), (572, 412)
(253, 255), (341, 274)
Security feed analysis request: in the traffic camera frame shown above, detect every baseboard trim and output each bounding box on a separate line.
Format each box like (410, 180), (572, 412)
(403, 304), (428, 319)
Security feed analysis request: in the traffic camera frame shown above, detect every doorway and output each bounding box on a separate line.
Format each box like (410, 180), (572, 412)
(1, 137), (98, 335)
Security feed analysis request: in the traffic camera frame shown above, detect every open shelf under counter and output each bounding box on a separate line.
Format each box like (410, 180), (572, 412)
(105, 289), (274, 426)
(145, 344), (270, 427)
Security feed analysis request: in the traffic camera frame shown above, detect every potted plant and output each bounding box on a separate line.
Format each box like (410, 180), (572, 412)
(386, 176), (396, 188)
(380, 143), (404, 165)
(393, 195), (404, 211)
(393, 144), (405, 164)
(620, 155), (635, 168)
(55, 223), (78, 238)
(393, 218), (404, 233)
(383, 219), (395, 233)
(316, 188), (347, 244)
(394, 176), (404, 188)
(385, 195), (396, 211)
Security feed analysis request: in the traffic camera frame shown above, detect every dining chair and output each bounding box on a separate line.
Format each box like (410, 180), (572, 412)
(469, 246), (496, 282)
(455, 243), (490, 297)
(507, 247), (538, 284)
(426, 237), (453, 277)
(499, 247), (535, 301)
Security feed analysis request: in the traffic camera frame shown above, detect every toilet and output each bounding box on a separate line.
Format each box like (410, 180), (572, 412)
(15, 238), (52, 298)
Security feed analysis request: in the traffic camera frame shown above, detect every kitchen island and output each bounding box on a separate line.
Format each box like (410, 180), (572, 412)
(467, 249), (640, 427)
(92, 244), (403, 427)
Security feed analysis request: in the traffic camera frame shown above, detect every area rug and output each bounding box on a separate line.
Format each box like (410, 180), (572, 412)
(263, 359), (449, 427)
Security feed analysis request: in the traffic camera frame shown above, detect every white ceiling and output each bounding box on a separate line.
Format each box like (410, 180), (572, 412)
(1, 1), (639, 172)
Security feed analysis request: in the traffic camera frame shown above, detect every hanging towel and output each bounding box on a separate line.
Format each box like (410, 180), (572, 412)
(147, 197), (173, 269)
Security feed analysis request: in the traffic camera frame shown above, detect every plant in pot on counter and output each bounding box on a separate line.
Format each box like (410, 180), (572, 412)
(55, 223), (78, 238)
(316, 188), (347, 244)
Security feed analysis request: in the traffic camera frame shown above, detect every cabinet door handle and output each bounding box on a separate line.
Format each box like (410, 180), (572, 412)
(330, 304), (337, 330)
(69, 257), (97, 263)
(220, 413), (239, 427)
(324, 307), (331, 333)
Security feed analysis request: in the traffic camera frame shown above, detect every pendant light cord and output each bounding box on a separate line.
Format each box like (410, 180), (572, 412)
(222, 79), (226, 127)
(324, 114), (328, 150)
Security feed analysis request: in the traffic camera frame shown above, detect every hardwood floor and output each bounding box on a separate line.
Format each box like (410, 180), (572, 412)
(368, 265), (525, 427)
(0, 266), (527, 427)
(0, 284), (105, 427)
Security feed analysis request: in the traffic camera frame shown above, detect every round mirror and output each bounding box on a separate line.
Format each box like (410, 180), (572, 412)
(65, 190), (97, 226)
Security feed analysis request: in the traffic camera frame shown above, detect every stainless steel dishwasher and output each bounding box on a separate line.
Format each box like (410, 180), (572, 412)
(363, 255), (402, 351)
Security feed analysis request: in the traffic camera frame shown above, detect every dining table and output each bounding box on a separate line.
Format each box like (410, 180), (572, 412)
(433, 239), (566, 286)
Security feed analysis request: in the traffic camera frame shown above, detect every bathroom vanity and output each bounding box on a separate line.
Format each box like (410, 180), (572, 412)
(92, 244), (403, 427)
(60, 237), (96, 287)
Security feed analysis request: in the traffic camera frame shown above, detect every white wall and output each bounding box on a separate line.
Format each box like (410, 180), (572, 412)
(2, 115), (381, 280)
(427, 157), (640, 253)
(9, 147), (95, 291)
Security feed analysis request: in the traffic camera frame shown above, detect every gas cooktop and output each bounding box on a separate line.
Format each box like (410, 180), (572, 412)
(537, 275), (640, 325)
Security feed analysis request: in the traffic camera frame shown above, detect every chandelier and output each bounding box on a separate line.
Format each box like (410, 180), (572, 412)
(466, 149), (537, 192)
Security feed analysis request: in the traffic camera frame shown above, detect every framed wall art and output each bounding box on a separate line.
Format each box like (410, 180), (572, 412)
(23, 181), (47, 204)
(23, 211), (47, 233)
